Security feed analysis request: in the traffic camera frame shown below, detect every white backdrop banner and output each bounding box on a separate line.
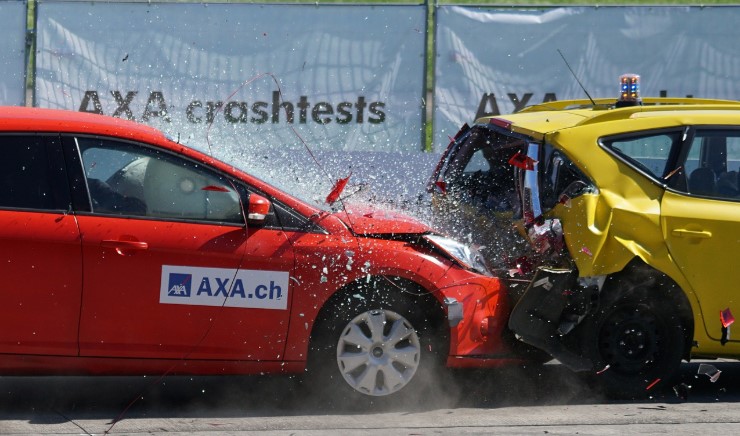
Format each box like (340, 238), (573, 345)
(0, 0), (27, 106)
(434, 6), (740, 152)
(35, 2), (426, 155)
(36, 2), (431, 208)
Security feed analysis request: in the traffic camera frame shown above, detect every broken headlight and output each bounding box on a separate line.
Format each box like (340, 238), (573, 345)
(424, 234), (491, 276)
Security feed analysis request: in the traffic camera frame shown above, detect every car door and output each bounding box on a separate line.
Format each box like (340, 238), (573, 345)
(65, 136), (293, 361)
(0, 134), (82, 356)
(661, 128), (740, 345)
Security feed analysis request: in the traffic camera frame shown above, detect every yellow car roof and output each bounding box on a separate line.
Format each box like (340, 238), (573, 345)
(477, 97), (740, 141)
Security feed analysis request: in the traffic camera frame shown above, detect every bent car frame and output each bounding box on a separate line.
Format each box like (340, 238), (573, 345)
(0, 106), (516, 400)
(429, 75), (740, 397)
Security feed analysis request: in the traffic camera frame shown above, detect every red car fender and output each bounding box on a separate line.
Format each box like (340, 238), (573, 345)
(282, 233), (512, 364)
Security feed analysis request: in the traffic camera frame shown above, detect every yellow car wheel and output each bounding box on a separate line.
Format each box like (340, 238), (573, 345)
(583, 287), (685, 399)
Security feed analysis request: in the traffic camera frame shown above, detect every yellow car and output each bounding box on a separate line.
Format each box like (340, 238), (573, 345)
(429, 75), (740, 397)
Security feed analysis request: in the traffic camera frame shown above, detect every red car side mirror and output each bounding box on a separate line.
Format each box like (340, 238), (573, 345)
(247, 193), (271, 224)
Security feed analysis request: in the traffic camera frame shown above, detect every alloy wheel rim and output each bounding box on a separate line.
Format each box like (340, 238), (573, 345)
(336, 309), (421, 396)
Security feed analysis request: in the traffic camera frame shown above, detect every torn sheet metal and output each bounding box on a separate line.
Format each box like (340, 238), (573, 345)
(508, 267), (591, 371)
(526, 219), (563, 255)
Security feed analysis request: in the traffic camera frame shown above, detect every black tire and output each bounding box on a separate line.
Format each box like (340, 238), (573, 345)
(581, 286), (685, 399)
(305, 282), (448, 406)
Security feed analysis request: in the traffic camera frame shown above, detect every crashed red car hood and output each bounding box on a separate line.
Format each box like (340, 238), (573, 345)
(332, 205), (431, 235)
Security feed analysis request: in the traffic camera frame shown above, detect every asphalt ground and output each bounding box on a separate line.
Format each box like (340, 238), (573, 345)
(1, 360), (739, 435)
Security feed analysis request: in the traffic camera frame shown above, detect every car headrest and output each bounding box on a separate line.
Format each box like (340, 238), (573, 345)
(143, 157), (212, 219)
(689, 167), (716, 196)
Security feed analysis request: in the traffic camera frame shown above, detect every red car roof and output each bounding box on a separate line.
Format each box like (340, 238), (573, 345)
(0, 106), (169, 144)
(0, 106), (333, 221)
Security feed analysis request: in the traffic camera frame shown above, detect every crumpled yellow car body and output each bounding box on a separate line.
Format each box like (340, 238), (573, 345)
(429, 94), (740, 397)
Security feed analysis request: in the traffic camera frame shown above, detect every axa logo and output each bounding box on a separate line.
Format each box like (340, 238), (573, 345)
(160, 265), (289, 310)
(168, 273), (192, 297)
(194, 277), (283, 300)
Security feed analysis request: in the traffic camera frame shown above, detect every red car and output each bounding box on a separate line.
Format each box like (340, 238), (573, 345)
(0, 107), (515, 399)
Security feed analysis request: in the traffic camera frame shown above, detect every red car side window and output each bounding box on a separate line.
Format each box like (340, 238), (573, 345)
(76, 138), (243, 223)
(0, 135), (62, 211)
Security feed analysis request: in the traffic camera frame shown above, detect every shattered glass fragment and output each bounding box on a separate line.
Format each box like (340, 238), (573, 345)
(698, 363), (722, 383)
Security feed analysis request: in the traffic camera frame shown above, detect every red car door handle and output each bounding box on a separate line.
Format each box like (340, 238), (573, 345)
(101, 240), (149, 250)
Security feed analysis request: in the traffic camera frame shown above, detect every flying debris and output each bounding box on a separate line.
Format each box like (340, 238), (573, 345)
(326, 173), (351, 205)
(721, 308), (735, 345)
(645, 378), (661, 391)
(697, 363), (722, 383)
(673, 383), (691, 401)
(508, 151), (537, 171)
(720, 308), (735, 328)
